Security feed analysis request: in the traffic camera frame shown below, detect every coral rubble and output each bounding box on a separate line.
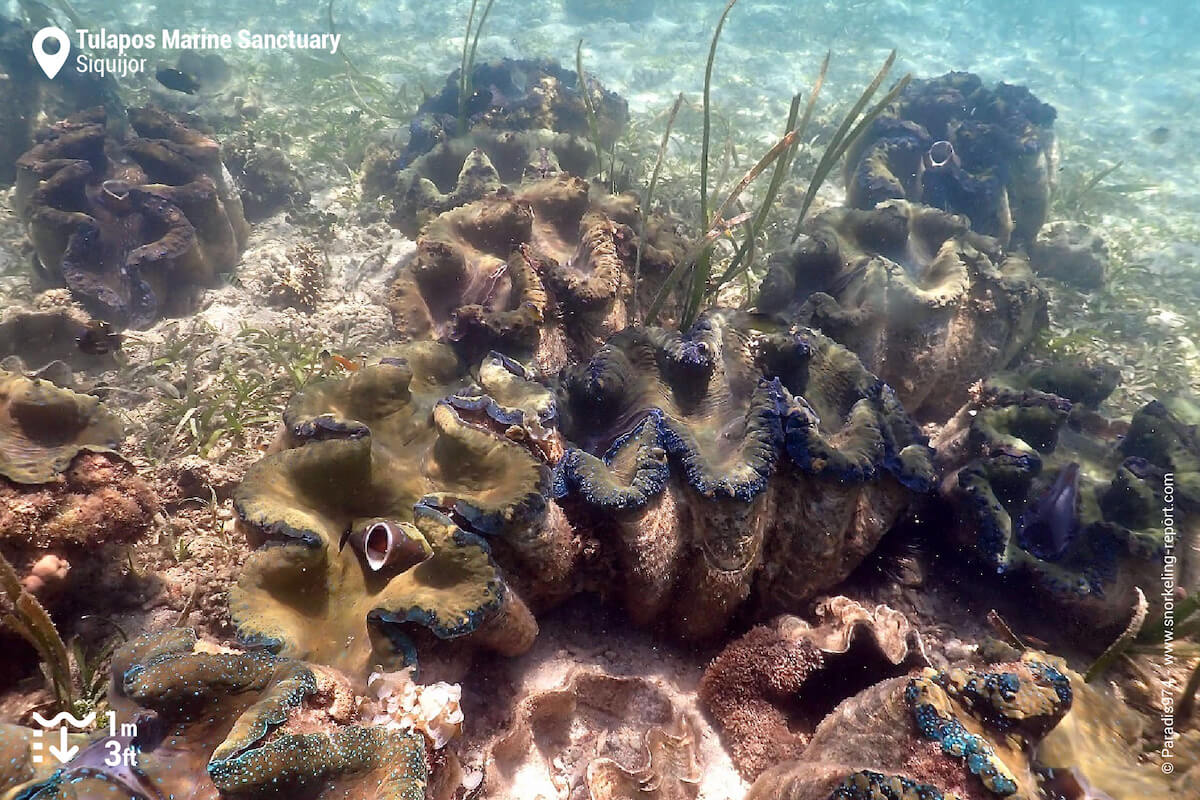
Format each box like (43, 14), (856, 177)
(845, 72), (1057, 248)
(223, 131), (311, 221)
(230, 343), (549, 675)
(700, 598), (928, 780)
(934, 366), (1198, 630)
(364, 667), (464, 750)
(264, 243), (325, 312)
(386, 174), (684, 372)
(553, 310), (935, 638)
(758, 200), (1046, 421)
(16, 106), (249, 328)
(745, 654), (1072, 800)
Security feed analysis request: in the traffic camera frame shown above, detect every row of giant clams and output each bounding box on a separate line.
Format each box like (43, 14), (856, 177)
(0, 51), (1194, 800)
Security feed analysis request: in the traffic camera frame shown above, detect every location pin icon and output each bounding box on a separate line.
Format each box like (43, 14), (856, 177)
(32, 27), (70, 80)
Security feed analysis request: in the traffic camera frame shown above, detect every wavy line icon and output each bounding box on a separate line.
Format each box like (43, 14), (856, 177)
(31, 711), (96, 729)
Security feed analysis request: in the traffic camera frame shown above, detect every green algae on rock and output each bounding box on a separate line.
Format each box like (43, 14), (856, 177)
(15, 107), (249, 329)
(231, 343), (549, 675)
(552, 310), (935, 639)
(744, 654), (1072, 800)
(758, 200), (1046, 422)
(0, 370), (123, 484)
(934, 366), (1198, 632)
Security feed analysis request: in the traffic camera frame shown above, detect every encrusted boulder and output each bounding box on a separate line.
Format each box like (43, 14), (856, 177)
(0, 371), (155, 602)
(1030, 221), (1109, 289)
(745, 654), (1073, 800)
(16, 106), (249, 328)
(1, 628), (432, 800)
(553, 310), (935, 639)
(699, 598), (928, 781)
(844, 72), (1057, 248)
(230, 344), (559, 675)
(758, 201), (1046, 422)
(0, 452), (157, 599)
(223, 131), (310, 221)
(367, 57), (628, 234)
(387, 174), (685, 373)
(933, 366), (1199, 632)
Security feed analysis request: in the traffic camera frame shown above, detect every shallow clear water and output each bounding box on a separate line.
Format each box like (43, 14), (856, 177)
(0, 1), (1197, 799)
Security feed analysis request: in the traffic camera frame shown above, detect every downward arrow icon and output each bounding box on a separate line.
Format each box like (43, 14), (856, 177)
(48, 726), (78, 763)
